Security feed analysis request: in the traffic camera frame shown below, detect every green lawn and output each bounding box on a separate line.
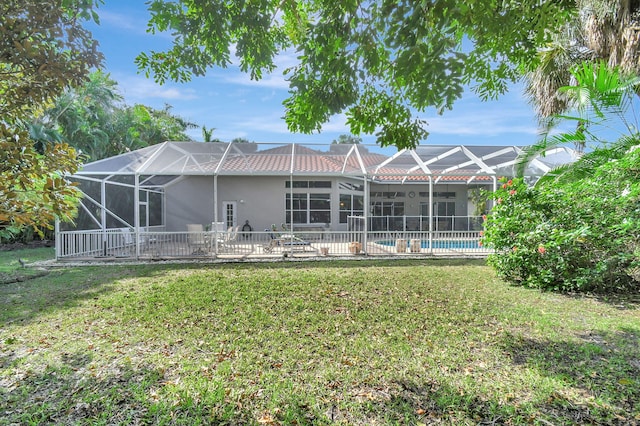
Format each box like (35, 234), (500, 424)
(1, 248), (639, 425)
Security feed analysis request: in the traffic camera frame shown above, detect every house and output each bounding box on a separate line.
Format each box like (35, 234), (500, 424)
(56, 141), (576, 259)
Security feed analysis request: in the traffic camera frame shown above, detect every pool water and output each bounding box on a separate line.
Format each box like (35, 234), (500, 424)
(376, 239), (481, 249)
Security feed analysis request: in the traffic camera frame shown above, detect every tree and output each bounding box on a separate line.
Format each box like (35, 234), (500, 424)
(0, 0), (102, 234)
(332, 134), (362, 144)
(483, 143), (640, 293)
(122, 103), (196, 148)
(32, 72), (197, 161)
(524, 0), (640, 119)
(136, 0), (576, 149)
(39, 70), (121, 160)
(517, 61), (640, 175)
(202, 125), (216, 142)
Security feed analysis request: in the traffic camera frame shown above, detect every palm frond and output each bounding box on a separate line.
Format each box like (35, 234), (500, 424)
(515, 119), (588, 176)
(537, 133), (640, 186)
(534, 163), (575, 187)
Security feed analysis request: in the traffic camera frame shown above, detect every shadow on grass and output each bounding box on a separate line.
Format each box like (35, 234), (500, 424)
(369, 370), (637, 425)
(563, 291), (640, 311)
(0, 265), (168, 326)
(0, 347), (254, 425)
(2, 348), (156, 424)
(340, 329), (640, 425)
(497, 329), (640, 424)
(382, 380), (525, 425)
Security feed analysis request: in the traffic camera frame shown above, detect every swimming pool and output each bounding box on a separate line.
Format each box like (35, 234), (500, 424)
(375, 239), (481, 249)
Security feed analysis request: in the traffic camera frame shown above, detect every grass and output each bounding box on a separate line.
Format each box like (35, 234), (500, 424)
(0, 246), (54, 284)
(1, 248), (639, 425)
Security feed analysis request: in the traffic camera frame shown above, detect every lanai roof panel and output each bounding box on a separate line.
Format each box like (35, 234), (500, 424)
(78, 144), (161, 174)
(75, 141), (578, 180)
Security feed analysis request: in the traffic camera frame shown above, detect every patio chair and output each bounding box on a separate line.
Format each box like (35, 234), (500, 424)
(209, 222), (227, 248)
(187, 224), (209, 255)
(217, 225), (239, 251)
(263, 229), (312, 253)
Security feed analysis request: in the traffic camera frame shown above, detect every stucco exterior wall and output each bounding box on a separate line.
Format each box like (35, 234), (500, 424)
(164, 176), (215, 231)
(215, 176), (286, 232)
(163, 175), (487, 232)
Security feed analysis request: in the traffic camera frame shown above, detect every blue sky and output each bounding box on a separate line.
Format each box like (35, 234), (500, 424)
(86, 1), (543, 147)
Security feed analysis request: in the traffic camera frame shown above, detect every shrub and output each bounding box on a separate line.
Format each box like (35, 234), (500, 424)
(483, 147), (640, 293)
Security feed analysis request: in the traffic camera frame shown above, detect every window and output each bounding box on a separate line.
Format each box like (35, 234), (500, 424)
(286, 193), (307, 223)
(418, 191), (456, 198)
(370, 191), (406, 199)
(339, 194), (364, 223)
(148, 191), (163, 226)
(370, 201), (405, 231)
(435, 191), (456, 198)
(338, 181), (364, 191)
(436, 201), (455, 216)
(421, 202), (455, 216)
(285, 180), (332, 188)
(286, 193), (331, 224)
(371, 201), (404, 217)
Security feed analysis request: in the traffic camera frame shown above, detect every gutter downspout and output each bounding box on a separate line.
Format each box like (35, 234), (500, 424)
(289, 144), (295, 256)
(213, 142), (235, 255)
(491, 176), (497, 210)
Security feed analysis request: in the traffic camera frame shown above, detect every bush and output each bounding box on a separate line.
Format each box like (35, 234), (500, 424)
(0, 225), (54, 244)
(482, 147), (640, 293)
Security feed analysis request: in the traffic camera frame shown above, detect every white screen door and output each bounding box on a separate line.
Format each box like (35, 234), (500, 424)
(222, 201), (237, 229)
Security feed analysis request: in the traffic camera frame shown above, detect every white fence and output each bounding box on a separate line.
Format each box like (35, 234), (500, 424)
(367, 215), (484, 232)
(56, 229), (490, 261)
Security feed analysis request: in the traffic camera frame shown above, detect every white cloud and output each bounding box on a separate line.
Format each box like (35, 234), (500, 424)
(96, 7), (177, 42)
(96, 10), (148, 35)
(422, 111), (539, 137)
(233, 114), (290, 134)
(222, 71), (290, 90)
(216, 48), (298, 90)
(260, 91), (277, 102)
(318, 114), (350, 133)
(115, 75), (200, 102)
(232, 112), (350, 135)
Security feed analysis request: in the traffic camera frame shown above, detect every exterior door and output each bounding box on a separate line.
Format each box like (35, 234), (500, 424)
(222, 201), (237, 230)
(433, 201), (455, 231)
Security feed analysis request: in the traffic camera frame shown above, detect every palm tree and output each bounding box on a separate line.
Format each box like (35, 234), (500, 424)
(40, 70), (122, 160)
(524, 0), (640, 119)
(25, 121), (63, 153)
(517, 61), (640, 180)
(202, 125), (216, 142)
(30, 73), (198, 160)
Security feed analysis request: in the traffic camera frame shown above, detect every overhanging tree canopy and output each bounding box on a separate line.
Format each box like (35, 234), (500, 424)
(137, 0), (576, 148)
